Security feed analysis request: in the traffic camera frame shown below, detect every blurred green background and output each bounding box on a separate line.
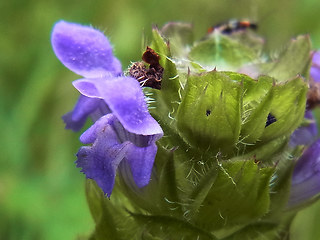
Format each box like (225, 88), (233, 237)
(1, 0), (320, 239)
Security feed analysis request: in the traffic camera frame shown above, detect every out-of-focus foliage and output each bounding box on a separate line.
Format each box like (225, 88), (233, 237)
(1, 0), (320, 239)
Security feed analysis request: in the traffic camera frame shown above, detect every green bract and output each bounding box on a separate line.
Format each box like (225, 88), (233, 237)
(86, 23), (312, 240)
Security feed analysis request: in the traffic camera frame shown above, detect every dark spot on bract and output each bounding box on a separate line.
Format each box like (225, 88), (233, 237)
(265, 113), (276, 128)
(206, 110), (211, 116)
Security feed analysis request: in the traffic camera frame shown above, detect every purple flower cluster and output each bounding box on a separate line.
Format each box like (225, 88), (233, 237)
(289, 111), (317, 148)
(51, 21), (163, 197)
(288, 51), (320, 207)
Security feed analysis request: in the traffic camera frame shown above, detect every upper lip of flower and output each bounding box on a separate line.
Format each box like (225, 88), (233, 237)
(51, 20), (122, 78)
(51, 20), (123, 132)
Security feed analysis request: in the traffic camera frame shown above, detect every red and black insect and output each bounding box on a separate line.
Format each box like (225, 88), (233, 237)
(207, 19), (258, 35)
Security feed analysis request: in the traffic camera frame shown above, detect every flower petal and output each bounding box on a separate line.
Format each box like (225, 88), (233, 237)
(288, 139), (320, 207)
(312, 51), (320, 66)
(51, 20), (122, 78)
(76, 122), (131, 197)
(311, 51), (320, 82)
(73, 77), (163, 140)
(94, 77), (163, 138)
(72, 78), (102, 98)
(77, 113), (159, 196)
(62, 95), (101, 131)
(126, 143), (158, 188)
(289, 111), (318, 147)
(79, 114), (116, 144)
(310, 66), (320, 83)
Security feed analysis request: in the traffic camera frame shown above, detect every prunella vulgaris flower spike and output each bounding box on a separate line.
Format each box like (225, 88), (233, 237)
(52, 20), (320, 239)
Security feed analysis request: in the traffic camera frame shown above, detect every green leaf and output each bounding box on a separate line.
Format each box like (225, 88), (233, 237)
(129, 212), (217, 240)
(157, 147), (181, 214)
(186, 162), (219, 220)
(190, 160), (274, 237)
(257, 35), (311, 82)
(86, 180), (104, 224)
(221, 73), (274, 143)
(240, 81), (274, 143)
(233, 136), (289, 164)
(221, 73), (273, 105)
(141, 232), (163, 240)
(86, 180), (136, 240)
(189, 33), (259, 70)
(176, 71), (242, 153)
(266, 159), (295, 220)
(221, 222), (280, 240)
(86, 180), (122, 240)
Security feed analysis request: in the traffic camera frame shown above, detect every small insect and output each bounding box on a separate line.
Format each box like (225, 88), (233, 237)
(207, 19), (258, 35)
(129, 46), (164, 90)
(265, 113), (277, 128)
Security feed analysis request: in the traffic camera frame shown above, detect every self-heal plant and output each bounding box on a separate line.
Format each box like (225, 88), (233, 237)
(51, 21), (163, 197)
(52, 20), (320, 239)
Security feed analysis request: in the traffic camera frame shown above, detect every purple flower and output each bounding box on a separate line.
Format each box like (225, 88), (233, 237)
(51, 20), (163, 197)
(310, 51), (320, 83)
(288, 139), (320, 207)
(288, 110), (320, 207)
(287, 53), (320, 207)
(289, 110), (318, 147)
